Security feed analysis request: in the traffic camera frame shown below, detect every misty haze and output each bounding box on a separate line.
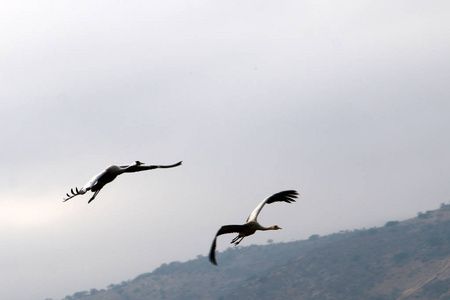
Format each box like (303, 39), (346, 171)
(1, 1), (449, 300)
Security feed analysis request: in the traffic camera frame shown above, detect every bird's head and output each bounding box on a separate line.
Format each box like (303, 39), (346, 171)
(135, 161), (145, 166)
(270, 225), (282, 230)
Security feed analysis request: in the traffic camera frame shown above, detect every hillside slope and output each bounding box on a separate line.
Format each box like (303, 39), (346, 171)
(224, 206), (450, 300)
(62, 204), (450, 300)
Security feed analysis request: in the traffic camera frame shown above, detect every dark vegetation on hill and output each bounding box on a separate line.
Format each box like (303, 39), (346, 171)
(59, 204), (450, 300)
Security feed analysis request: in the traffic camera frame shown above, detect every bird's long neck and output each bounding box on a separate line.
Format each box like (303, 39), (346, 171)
(261, 225), (280, 231)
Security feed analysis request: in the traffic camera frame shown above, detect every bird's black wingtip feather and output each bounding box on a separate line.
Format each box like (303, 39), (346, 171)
(286, 190), (299, 203)
(267, 190), (299, 204)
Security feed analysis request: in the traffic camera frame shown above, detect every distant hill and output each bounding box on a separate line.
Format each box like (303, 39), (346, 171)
(61, 204), (450, 300)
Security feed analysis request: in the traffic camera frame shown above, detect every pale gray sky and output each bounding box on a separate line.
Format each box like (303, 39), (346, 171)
(1, 1), (450, 299)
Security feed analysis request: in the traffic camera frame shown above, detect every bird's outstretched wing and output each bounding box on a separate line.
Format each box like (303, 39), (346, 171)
(216, 225), (246, 237)
(208, 224), (246, 265)
(124, 161), (183, 172)
(246, 190), (298, 222)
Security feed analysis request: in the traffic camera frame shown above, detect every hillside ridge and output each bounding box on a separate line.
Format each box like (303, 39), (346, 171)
(60, 203), (450, 300)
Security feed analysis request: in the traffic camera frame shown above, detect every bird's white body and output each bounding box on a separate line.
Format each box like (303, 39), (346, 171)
(81, 169), (108, 192)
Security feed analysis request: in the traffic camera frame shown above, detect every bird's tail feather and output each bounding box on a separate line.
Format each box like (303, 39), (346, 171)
(63, 187), (85, 202)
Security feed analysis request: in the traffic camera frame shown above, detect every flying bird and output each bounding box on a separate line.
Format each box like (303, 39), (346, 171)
(208, 190), (298, 265)
(63, 161), (182, 203)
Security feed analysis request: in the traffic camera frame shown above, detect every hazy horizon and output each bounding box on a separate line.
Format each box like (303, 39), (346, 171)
(1, 1), (450, 299)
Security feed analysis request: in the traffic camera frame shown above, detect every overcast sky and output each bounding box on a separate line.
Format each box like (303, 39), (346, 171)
(1, 1), (450, 299)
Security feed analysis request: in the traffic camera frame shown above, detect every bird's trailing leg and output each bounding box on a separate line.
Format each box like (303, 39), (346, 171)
(234, 237), (244, 246)
(88, 190), (101, 204)
(231, 235), (244, 246)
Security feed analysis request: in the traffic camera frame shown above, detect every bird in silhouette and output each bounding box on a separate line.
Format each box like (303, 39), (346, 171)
(208, 190), (298, 265)
(63, 161), (182, 203)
